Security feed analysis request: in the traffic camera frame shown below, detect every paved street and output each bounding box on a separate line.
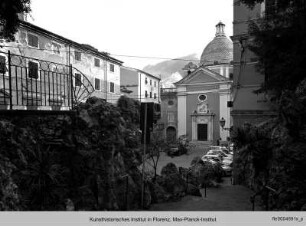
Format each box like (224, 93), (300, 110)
(148, 145), (263, 211)
(146, 144), (209, 174)
(150, 177), (263, 211)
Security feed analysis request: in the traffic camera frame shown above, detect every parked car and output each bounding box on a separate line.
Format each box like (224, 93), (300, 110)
(220, 146), (230, 154)
(207, 150), (227, 158)
(207, 149), (233, 160)
(208, 145), (229, 153)
(201, 154), (222, 164)
(221, 158), (233, 176)
(229, 143), (234, 154)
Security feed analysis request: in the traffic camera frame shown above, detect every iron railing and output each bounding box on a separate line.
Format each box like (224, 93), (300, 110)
(0, 51), (94, 111)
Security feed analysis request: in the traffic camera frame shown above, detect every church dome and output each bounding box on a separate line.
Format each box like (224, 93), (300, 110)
(200, 22), (233, 66)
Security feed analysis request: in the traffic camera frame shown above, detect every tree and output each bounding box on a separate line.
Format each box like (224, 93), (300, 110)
(0, 0), (31, 41)
(146, 125), (168, 180)
(233, 0), (306, 209)
(241, 0), (306, 98)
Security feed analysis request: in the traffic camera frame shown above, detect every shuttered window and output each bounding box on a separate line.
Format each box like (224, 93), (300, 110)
(95, 78), (101, 90)
(75, 51), (81, 61)
(28, 61), (39, 79)
(75, 73), (82, 87)
(110, 82), (114, 93)
(0, 56), (6, 74)
(110, 64), (114, 72)
(94, 58), (100, 67)
(28, 34), (39, 48)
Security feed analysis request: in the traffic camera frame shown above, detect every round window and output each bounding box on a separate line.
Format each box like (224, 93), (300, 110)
(168, 100), (174, 106)
(198, 94), (207, 102)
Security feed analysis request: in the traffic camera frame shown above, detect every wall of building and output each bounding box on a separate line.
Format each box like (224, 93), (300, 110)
(159, 89), (178, 141)
(120, 67), (160, 103)
(68, 46), (107, 100)
(1, 23), (122, 106)
(232, 0), (274, 127)
(219, 84), (231, 141)
(139, 72), (160, 103)
(177, 86), (187, 137)
(106, 61), (121, 104)
(120, 67), (139, 100)
(207, 64), (233, 78)
(185, 88), (220, 142)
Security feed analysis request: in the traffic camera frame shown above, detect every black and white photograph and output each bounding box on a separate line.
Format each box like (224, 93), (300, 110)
(0, 0), (306, 225)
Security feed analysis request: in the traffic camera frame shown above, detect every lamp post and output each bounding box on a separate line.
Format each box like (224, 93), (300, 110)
(219, 117), (234, 185)
(219, 117), (231, 131)
(219, 117), (232, 147)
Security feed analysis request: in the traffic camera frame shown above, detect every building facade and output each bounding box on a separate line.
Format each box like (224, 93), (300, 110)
(0, 20), (122, 111)
(231, 0), (275, 126)
(120, 66), (161, 104)
(159, 88), (178, 143)
(175, 22), (233, 144)
(175, 67), (232, 144)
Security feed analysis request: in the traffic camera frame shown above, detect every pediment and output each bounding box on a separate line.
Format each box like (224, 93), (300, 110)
(175, 67), (227, 86)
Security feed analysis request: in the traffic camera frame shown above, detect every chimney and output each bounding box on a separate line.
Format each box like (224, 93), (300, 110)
(17, 13), (28, 22)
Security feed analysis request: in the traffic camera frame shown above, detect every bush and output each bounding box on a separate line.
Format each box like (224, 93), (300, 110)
(161, 163), (178, 177)
(177, 135), (189, 155)
(189, 157), (224, 187)
(165, 135), (190, 157)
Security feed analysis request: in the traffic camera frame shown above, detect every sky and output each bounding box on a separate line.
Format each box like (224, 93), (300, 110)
(28, 0), (233, 69)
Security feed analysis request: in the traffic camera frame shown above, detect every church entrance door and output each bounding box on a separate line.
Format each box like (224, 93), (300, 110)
(197, 124), (208, 141)
(166, 126), (176, 144)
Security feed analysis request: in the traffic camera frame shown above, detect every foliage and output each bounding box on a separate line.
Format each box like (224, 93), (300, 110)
(245, 0), (306, 98)
(159, 163), (186, 198)
(0, 97), (147, 210)
(146, 125), (168, 180)
(117, 95), (140, 125)
(0, 0), (31, 41)
(231, 123), (273, 185)
(233, 0), (306, 210)
(0, 157), (20, 210)
(232, 116), (306, 209)
(177, 135), (190, 155)
(189, 157), (224, 187)
(166, 135), (191, 157)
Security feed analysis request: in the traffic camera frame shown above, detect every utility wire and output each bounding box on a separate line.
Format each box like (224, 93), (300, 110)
(109, 54), (200, 62)
(0, 44), (199, 63)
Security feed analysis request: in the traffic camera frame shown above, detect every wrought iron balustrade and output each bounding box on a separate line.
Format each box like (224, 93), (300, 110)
(0, 51), (94, 111)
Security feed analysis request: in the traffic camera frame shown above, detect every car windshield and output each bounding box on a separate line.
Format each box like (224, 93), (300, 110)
(208, 157), (220, 162)
(210, 146), (221, 150)
(222, 159), (232, 165)
(220, 147), (229, 154)
(204, 155), (220, 160)
(209, 150), (226, 157)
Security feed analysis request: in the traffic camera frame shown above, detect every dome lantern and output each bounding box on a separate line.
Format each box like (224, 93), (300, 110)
(216, 21), (226, 37)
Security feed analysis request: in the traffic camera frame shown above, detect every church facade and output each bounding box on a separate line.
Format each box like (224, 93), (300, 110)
(175, 22), (233, 144)
(175, 68), (231, 144)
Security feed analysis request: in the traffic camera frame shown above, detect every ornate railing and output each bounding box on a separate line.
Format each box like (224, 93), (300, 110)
(0, 51), (94, 111)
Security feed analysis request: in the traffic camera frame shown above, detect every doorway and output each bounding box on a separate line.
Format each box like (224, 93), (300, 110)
(166, 126), (176, 143)
(197, 124), (208, 141)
